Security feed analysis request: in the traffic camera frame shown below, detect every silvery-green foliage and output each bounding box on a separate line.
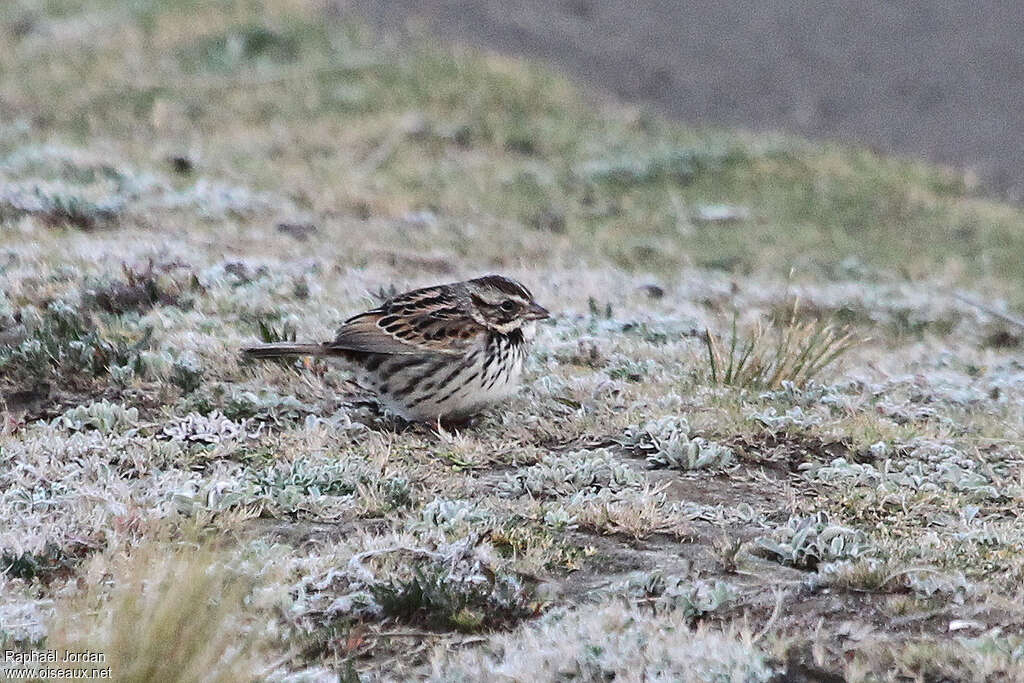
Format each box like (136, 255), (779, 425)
(161, 178), (291, 219)
(959, 634), (1024, 664)
(804, 458), (882, 486)
(173, 459), (365, 516)
(412, 498), (491, 535)
(380, 477), (413, 510)
(753, 512), (870, 570)
(621, 415), (690, 451)
(541, 505), (577, 530)
(628, 573), (737, 619)
(904, 570), (972, 601)
(805, 440), (1002, 500)
(679, 501), (760, 525)
(605, 355), (653, 382)
(758, 380), (851, 410)
(497, 449), (645, 498)
(171, 352), (204, 393)
(431, 601), (774, 682)
(250, 460), (357, 499)
(297, 536), (533, 633)
(621, 416), (734, 471)
(748, 406), (822, 430)
(161, 411), (261, 444)
(302, 410), (368, 434)
(0, 300), (143, 383)
(55, 400), (139, 433)
(578, 146), (739, 188)
(0, 292), (14, 322)
(135, 350), (175, 379)
(646, 434), (734, 471)
(108, 362), (136, 387)
(224, 388), (306, 423)
(0, 181), (125, 228)
(10, 338), (50, 376)
(173, 476), (256, 514)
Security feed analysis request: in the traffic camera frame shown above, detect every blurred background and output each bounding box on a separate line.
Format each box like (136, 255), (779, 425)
(344, 0), (1024, 202)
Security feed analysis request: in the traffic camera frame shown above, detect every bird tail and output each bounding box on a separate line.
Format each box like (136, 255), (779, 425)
(241, 342), (327, 359)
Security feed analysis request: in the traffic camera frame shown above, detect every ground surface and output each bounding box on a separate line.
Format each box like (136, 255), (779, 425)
(1, 1), (1024, 681)
(344, 0), (1024, 201)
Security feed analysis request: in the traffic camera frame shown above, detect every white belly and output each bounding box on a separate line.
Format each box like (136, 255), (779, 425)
(371, 338), (526, 421)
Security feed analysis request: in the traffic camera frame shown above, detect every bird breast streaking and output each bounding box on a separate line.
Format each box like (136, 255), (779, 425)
(241, 275), (550, 422)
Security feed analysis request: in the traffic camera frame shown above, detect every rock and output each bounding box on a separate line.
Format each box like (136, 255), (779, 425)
(638, 283), (665, 299)
(693, 204), (750, 225)
(948, 619), (985, 632)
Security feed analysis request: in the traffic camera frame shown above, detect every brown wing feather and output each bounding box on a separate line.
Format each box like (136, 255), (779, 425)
(325, 285), (483, 356)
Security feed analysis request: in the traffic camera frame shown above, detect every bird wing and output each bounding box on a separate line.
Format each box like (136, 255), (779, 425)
(326, 287), (484, 356)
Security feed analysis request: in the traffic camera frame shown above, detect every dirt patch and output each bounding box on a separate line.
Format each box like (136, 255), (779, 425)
(728, 430), (875, 474)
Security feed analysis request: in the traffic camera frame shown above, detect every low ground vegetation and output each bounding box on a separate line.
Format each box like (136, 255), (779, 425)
(2, 1), (1024, 680)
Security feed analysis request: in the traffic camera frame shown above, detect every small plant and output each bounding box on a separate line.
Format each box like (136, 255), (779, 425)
(712, 533), (744, 573)
(250, 460), (357, 499)
(256, 318), (297, 344)
(578, 145), (744, 189)
(630, 574), (737, 620)
(223, 388), (305, 423)
(703, 305), (859, 390)
(380, 477), (413, 510)
(620, 416), (734, 471)
(413, 498), (490, 535)
(83, 261), (191, 314)
(171, 353), (204, 394)
(0, 185), (123, 230)
(0, 300), (152, 395)
(371, 562), (534, 633)
(55, 400), (139, 433)
(606, 357), (650, 383)
(752, 512), (870, 570)
(497, 449), (645, 499)
(161, 411), (261, 444)
(1, 543), (81, 583)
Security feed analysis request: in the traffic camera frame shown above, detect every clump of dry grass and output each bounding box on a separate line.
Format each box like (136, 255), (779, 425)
(47, 543), (266, 683)
(83, 261), (196, 315)
(703, 305), (860, 390)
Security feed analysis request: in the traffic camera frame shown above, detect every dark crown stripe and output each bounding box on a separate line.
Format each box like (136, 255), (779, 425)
(473, 274), (532, 300)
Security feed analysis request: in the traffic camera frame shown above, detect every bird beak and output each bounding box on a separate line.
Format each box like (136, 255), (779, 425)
(525, 302), (550, 320)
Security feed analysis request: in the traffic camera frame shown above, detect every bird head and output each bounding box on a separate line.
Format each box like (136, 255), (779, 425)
(463, 274), (550, 334)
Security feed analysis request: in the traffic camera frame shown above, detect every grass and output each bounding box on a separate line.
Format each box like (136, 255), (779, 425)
(702, 304), (860, 389)
(46, 542), (264, 682)
(2, 0), (1024, 680)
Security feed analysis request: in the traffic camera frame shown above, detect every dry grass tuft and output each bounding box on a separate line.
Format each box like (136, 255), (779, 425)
(47, 543), (265, 683)
(703, 304), (860, 390)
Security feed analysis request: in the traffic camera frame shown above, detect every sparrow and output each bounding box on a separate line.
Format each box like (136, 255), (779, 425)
(242, 275), (550, 422)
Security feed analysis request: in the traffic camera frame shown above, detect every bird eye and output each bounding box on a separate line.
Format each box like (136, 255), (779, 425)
(500, 300), (518, 312)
